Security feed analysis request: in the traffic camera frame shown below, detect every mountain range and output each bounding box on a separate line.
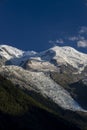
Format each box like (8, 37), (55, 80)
(0, 44), (87, 130)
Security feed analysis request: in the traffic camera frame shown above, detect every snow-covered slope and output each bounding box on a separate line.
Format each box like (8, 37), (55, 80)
(0, 45), (24, 59)
(0, 44), (37, 60)
(40, 46), (87, 72)
(0, 65), (85, 112)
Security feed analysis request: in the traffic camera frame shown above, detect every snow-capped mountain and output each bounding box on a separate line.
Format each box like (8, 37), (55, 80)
(0, 44), (87, 72)
(0, 44), (87, 112)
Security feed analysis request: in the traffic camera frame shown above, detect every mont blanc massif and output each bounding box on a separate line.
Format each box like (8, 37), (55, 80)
(0, 44), (87, 130)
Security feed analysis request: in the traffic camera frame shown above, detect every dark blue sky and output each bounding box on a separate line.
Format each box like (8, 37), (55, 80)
(0, 0), (87, 53)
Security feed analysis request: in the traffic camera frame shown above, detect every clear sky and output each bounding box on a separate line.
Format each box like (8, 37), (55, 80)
(0, 0), (87, 53)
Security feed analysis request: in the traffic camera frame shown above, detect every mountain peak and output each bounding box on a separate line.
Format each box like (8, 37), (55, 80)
(48, 45), (87, 71)
(50, 45), (83, 54)
(0, 44), (24, 60)
(0, 44), (37, 60)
